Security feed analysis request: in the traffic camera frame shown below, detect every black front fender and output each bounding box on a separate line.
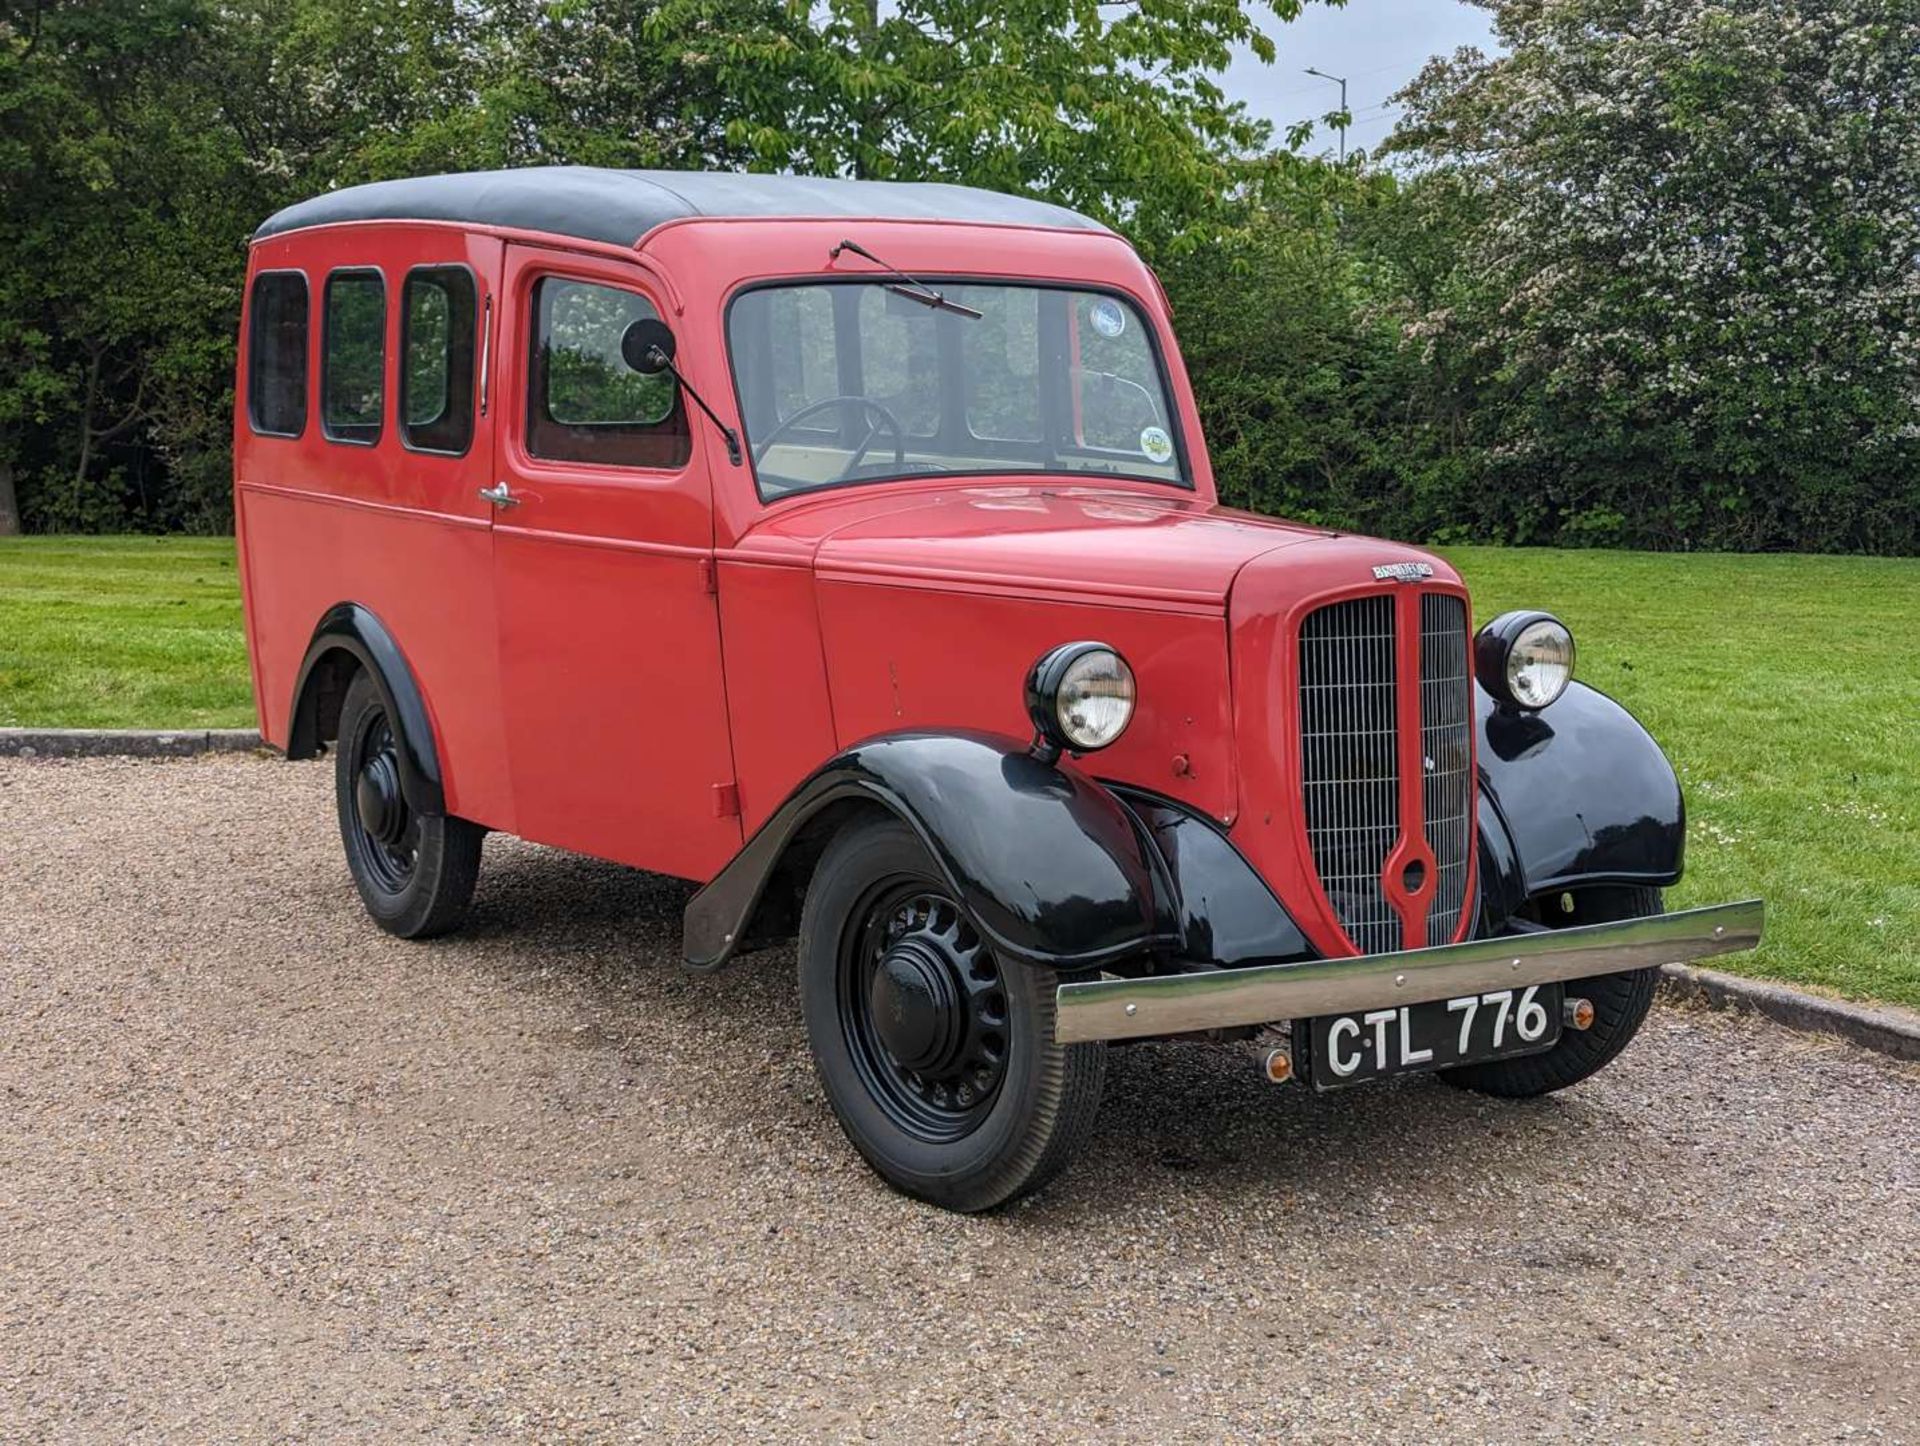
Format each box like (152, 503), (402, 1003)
(1109, 786), (1317, 969)
(286, 602), (445, 817)
(682, 732), (1175, 974)
(1475, 680), (1685, 922)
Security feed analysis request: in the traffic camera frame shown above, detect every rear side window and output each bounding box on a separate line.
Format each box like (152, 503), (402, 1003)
(247, 272), (308, 437)
(401, 267), (477, 455)
(323, 269), (386, 444)
(527, 277), (688, 469)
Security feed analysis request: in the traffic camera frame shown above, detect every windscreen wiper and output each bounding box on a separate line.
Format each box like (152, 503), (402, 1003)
(829, 239), (984, 320)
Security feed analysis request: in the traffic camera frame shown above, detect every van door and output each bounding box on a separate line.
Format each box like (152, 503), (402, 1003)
(488, 243), (742, 879)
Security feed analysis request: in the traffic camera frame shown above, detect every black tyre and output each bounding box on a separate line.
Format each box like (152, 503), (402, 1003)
(1442, 885), (1663, 1098)
(798, 816), (1106, 1212)
(334, 669), (482, 939)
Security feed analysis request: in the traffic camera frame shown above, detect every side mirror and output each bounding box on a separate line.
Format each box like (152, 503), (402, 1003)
(620, 317), (677, 375)
(615, 315), (744, 466)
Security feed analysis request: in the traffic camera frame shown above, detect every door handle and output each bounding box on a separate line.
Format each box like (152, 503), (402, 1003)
(479, 481), (520, 509)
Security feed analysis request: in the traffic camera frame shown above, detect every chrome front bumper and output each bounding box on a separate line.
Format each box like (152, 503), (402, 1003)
(1053, 899), (1765, 1045)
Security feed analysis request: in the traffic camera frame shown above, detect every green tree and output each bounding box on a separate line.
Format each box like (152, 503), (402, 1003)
(479, 0), (779, 169)
(0, 0), (709, 531)
(1159, 171), (1487, 539)
(1389, 0), (1920, 552)
(644, 0), (1318, 254)
(203, 0), (493, 186)
(0, 1), (224, 532)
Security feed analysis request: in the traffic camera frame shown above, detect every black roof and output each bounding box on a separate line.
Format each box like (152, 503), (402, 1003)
(253, 167), (1110, 247)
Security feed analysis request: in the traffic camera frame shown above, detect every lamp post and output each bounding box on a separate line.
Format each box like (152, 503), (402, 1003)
(1304, 66), (1349, 162)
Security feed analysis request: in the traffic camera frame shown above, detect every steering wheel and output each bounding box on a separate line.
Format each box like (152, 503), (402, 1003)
(753, 396), (906, 482)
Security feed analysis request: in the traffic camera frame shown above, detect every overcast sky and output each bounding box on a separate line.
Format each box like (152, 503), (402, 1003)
(1220, 1), (1499, 158)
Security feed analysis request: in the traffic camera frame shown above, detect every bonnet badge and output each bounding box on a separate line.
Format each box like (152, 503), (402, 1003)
(1372, 562), (1434, 583)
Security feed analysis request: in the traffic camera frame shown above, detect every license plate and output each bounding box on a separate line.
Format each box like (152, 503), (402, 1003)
(1305, 983), (1563, 1090)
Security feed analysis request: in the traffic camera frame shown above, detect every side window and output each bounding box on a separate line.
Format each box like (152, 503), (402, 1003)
(527, 277), (688, 469)
(401, 267), (477, 455)
(247, 272), (308, 438)
(322, 269), (386, 445)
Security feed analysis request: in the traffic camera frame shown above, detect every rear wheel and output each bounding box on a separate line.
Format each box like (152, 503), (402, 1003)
(334, 669), (482, 939)
(1442, 885), (1663, 1098)
(798, 816), (1106, 1212)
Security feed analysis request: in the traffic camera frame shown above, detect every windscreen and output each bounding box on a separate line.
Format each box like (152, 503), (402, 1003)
(727, 282), (1187, 499)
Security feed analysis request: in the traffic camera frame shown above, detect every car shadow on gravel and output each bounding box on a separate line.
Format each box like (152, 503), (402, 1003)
(1077, 1040), (1576, 1205)
(461, 843), (700, 935)
(441, 841), (1622, 1219)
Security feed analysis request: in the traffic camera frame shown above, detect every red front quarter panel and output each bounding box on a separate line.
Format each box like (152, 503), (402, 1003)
(734, 483), (1335, 826)
(716, 557), (839, 836)
(815, 576), (1238, 823)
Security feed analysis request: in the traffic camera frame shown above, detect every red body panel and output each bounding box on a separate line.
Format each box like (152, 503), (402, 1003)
(816, 568), (1239, 821)
(236, 205), (1471, 957)
(487, 243), (742, 877)
(235, 225), (515, 829)
(713, 558), (838, 835)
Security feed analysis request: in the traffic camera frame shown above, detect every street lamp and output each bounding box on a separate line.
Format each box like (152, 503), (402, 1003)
(1304, 66), (1349, 162)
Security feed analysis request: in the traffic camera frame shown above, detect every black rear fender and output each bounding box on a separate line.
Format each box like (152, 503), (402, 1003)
(286, 602), (446, 817)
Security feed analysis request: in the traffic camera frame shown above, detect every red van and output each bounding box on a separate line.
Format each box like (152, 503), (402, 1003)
(236, 169), (1761, 1210)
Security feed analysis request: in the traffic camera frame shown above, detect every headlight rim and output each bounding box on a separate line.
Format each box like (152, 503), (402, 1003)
(1025, 640), (1137, 761)
(1475, 609), (1575, 711)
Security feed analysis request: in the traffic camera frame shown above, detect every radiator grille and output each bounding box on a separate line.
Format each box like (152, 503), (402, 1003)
(1420, 594), (1475, 945)
(1298, 595), (1402, 955)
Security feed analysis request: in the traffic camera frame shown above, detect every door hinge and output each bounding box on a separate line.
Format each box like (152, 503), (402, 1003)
(711, 782), (741, 819)
(698, 556), (717, 594)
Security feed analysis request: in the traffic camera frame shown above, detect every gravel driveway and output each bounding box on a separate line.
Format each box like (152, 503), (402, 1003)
(3, 755), (1915, 1443)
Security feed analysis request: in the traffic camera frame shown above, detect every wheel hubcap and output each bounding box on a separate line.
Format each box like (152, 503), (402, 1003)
(870, 938), (966, 1073)
(842, 889), (1010, 1141)
(355, 752), (406, 846)
(348, 711), (418, 893)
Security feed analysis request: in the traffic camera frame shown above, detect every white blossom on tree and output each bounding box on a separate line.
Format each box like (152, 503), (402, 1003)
(1391, 0), (1920, 551)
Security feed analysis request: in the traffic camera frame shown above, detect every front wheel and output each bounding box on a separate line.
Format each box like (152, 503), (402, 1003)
(334, 669), (483, 939)
(1442, 885), (1663, 1098)
(798, 816), (1106, 1212)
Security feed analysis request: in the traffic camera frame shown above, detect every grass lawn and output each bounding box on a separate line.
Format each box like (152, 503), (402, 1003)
(0, 537), (252, 730)
(1, 535), (1915, 1009)
(1444, 546), (1919, 1011)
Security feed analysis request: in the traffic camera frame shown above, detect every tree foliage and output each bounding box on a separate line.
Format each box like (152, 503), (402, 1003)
(1, 1), (240, 532)
(1386, 0), (1920, 551)
(0, 0), (1298, 533)
(1176, 0), (1920, 555)
(644, 0), (1315, 253)
(1, 0), (1914, 554)
(1160, 173), (1491, 543)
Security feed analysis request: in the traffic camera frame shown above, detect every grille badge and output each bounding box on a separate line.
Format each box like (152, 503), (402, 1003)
(1372, 561), (1434, 583)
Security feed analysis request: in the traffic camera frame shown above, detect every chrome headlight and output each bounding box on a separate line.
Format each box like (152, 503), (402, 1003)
(1026, 642), (1136, 759)
(1475, 611), (1575, 710)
